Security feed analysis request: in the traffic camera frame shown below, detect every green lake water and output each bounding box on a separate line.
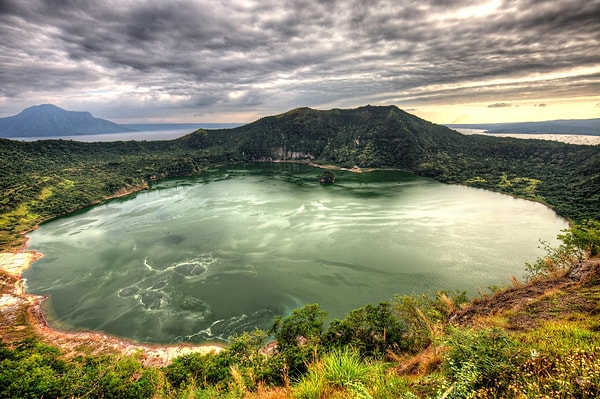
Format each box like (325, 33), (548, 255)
(23, 163), (567, 343)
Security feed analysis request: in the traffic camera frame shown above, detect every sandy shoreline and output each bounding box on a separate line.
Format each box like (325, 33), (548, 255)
(0, 251), (223, 367)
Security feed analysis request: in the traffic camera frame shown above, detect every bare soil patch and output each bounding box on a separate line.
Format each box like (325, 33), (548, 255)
(450, 258), (600, 331)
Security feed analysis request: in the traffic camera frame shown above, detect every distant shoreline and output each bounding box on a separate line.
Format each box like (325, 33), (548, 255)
(2, 123), (245, 142)
(4, 126), (599, 145)
(452, 128), (600, 145)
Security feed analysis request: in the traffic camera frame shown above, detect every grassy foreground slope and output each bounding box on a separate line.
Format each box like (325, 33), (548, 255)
(1, 105), (599, 249)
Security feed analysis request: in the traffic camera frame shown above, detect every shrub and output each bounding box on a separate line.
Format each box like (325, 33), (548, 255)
(164, 351), (234, 390)
(392, 291), (468, 354)
(270, 304), (328, 377)
(96, 355), (160, 399)
(0, 339), (70, 398)
(560, 219), (600, 258)
(524, 220), (600, 281)
(524, 238), (579, 281)
(323, 302), (407, 359)
(0, 339), (161, 399)
(441, 327), (525, 398)
(227, 330), (287, 390)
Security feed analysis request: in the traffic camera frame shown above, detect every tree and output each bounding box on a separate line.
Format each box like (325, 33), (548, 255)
(319, 170), (336, 183)
(559, 219), (600, 258)
(323, 302), (407, 358)
(270, 304), (327, 351)
(525, 219), (600, 281)
(269, 304), (328, 376)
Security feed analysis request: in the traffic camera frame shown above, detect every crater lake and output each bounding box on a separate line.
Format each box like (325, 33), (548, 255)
(23, 163), (567, 344)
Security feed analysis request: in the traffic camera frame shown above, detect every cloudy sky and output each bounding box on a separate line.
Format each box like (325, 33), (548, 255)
(1, 0), (599, 124)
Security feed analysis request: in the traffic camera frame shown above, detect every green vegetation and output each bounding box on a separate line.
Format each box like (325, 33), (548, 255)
(293, 348), (403, 399)
(319, 170), (336, 183)
(525, 220), (600, 281)
(1, 105), (599, 248)
(1, 105), (600, 397)
(0, 339), (160, 399)
(441, 327), (524, 397)
(0, 292), (455, 398)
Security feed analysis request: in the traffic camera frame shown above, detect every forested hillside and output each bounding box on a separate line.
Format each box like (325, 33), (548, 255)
(1, 105), (599, 249)
(181, 105), (600, 220)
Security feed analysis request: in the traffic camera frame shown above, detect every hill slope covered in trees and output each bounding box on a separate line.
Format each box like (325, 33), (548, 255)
(1, 105), (599, 249)
(181, 105), (600, 221)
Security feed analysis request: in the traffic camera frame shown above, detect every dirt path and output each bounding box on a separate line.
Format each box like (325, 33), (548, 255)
(450, 258), (600, 330)
(0, 251), (223, 367)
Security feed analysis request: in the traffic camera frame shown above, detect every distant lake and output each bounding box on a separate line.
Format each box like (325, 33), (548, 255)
(452, 128), (600, 145)
(23, 164), (567, 344)
(10, 125), (599, 145)
(10, 123), (244, 142)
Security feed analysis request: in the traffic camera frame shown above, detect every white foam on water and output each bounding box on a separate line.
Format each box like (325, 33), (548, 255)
(24, 165), (569, 344)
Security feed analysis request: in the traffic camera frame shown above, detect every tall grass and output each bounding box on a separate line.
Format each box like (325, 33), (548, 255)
(508, 321), (600, 398)
(293, 348), (414, 399)
(438, 322), (600, 398)
(294, 348), (372, 399)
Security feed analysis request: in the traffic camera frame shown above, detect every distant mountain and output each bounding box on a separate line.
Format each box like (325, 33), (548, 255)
(0, 104), (135, 137)
(179, 105), (472, 169)
(446, 119), (600, 136)
(122, 123), (244, 131)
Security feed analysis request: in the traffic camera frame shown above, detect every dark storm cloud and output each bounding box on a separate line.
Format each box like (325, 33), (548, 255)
(1, 0), (599, 120)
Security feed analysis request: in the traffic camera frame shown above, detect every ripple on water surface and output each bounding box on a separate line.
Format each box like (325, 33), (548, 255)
(23, 164), (567, 343)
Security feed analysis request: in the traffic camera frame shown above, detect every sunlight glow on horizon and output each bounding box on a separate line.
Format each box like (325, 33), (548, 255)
(414, 97), (600, 125)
